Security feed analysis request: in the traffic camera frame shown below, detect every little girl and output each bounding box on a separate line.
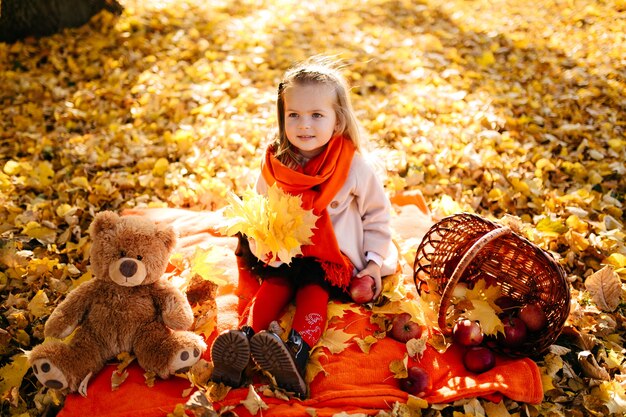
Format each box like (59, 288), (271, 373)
(210, 57), (398, 398)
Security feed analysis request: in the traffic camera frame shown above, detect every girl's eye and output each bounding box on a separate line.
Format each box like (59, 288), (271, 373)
(287, 112), (298, 118)
(312, 113), (323, 118)
(120, 251), (126, 258)
(137, 255), (143, 261)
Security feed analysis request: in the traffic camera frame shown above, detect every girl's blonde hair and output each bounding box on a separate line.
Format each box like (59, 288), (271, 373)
(273, 56), (362, 166)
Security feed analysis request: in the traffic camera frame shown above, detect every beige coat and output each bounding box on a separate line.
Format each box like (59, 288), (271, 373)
(257, 153), (398, 276)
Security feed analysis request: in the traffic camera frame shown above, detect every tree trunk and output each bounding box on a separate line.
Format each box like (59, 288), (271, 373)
(0, 0), (123, 43)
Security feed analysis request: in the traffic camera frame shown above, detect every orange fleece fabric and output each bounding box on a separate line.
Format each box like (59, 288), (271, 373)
(58, 202), (543, 417)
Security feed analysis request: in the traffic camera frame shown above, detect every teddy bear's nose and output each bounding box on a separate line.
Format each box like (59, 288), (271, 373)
(119, 259), (138, 277)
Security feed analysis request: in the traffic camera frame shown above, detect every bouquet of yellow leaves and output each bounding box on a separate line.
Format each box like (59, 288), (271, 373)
(219, 184), (318, 265)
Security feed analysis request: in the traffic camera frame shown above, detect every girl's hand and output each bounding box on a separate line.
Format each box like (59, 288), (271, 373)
(248, 238), (283, 267)
(356, 261), (383, 300)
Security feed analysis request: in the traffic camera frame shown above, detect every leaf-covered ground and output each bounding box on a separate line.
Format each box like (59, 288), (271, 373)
(1, 0), (625, 416)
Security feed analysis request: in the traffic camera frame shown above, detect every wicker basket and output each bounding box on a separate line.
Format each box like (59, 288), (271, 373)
(413, 212), (570, 357)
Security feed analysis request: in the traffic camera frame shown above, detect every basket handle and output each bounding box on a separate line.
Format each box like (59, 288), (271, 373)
(438, 226), (512, 334)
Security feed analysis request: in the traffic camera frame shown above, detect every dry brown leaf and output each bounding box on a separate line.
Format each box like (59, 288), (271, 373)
(578, 351), (610, 381)
(111, 370), (129, 391)
(241, 385), (268, 415)
(584, 265), (622, 312)
(354, 335), (378, 354)
(184, 390), (218, 417)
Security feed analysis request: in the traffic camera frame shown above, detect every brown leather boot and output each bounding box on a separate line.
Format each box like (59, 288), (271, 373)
(250, 329), (310, 398)
(210, 325), (254, 387)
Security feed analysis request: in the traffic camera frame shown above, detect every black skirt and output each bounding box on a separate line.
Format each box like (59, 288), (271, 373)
(235, 233), (335, 293)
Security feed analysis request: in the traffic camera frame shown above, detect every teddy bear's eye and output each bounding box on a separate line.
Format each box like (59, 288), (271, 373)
(120, 250), (126, 258)
(136, 255), (143, 261)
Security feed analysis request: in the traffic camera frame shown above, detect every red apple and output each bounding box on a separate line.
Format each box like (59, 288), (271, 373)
(518, 303), (547, 332)
(398, 366), (430, 396)
(499, 317), (528, 347)
(463, 346), (496, 373)
(452, 319), (484, 346)
(349, 275), (376, 304)
(390, 313), (423, 343)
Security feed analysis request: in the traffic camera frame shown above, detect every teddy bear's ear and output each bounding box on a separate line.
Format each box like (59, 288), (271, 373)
(156, 224), (177, 252)
(90, 211), (120, 235)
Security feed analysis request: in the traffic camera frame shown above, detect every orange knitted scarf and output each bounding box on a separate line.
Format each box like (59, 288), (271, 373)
(261, 136), (355, 289)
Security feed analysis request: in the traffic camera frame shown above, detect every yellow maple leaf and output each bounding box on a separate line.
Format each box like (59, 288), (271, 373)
(220, 185), (318, 264)
(327, 301), (361, 321)
(191, 246), (228, 286)
(317, 327), (354, 355)
(464, 279), (502, 306)
(464, 300), (504, 335)
(459, 280), (504, 335)
(400, 299), (429, 328)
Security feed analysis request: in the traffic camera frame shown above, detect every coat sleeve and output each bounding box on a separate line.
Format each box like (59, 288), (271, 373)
(353, 155), (393, 259)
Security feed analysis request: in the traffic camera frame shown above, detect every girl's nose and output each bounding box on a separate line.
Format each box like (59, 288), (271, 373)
(298, 117), (310, 129)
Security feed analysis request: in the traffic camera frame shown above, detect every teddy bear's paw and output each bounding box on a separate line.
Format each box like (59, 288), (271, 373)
(169, 346), (202, 374)
(31, 358), (68, 390)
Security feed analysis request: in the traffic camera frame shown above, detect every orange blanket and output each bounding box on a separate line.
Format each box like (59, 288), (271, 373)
(58, 197), (543, 417)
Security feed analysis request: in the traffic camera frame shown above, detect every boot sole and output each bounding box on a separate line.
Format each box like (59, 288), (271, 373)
(210, 330), (250, 387)
(250, 332), (307, 397)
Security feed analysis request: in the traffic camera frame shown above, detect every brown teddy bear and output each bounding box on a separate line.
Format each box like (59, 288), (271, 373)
(28, 211), (207, 394)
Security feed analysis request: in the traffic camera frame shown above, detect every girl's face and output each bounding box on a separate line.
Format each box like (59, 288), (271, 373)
(283, 83), (338, 159)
